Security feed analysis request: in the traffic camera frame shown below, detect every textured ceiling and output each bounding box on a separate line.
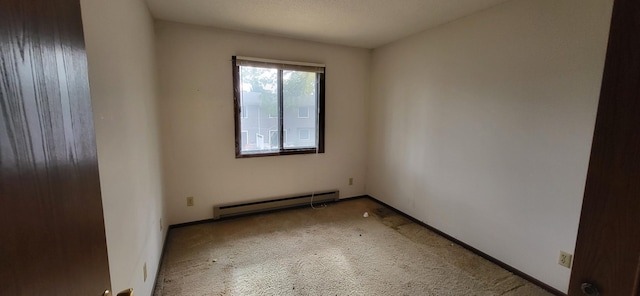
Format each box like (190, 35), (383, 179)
(146, 0), (511, 49)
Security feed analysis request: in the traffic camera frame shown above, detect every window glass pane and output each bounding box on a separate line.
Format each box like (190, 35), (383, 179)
(239, 66), (278, 153)
(283, 70), (317, 149)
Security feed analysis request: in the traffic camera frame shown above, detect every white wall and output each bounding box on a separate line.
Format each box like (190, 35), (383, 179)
(155, 22), (370, 225)
(367, 0), (612, 292)
(81, 1), (166, 295)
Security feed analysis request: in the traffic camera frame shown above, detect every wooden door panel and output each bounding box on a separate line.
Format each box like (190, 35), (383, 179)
(0, 0), (111, 295)
(568, 0), (640, 295)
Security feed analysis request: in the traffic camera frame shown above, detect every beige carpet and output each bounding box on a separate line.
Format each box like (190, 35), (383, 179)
(154, 198), (553, 296)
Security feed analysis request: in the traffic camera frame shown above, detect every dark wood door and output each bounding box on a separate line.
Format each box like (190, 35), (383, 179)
(0, 0), (112, 295)
(568, 0), (640, 295)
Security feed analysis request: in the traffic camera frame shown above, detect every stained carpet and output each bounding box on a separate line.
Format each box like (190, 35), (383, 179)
(153, 198), (553, 295)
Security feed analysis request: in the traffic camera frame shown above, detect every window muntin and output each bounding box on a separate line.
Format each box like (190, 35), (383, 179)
(233, 56), (325, 157)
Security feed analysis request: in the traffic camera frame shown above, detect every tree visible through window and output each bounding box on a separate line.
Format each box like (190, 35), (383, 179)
(233, 56), (325, 157)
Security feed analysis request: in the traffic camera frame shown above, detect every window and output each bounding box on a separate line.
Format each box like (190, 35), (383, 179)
(298, 128), (311, 141)
(240, 106), (248, 118)
(240, 130), (248, 149)
(233, 56), (325, 157)
(298, 106), (309, 118)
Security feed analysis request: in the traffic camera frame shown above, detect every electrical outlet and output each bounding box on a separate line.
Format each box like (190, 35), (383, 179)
(187, 196), (194, 207)
(558, 251), (573, 268)
(143, 262), (147, 282)
(349, 178), (353, 185)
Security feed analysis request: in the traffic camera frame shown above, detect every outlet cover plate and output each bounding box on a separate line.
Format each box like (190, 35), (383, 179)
(558, 251), (573, 268)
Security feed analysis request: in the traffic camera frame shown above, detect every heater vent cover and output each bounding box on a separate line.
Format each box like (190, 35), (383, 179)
(213, 190), (339, 219)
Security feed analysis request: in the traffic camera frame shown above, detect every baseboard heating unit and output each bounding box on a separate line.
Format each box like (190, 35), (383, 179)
(213, 190), (339, 220)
